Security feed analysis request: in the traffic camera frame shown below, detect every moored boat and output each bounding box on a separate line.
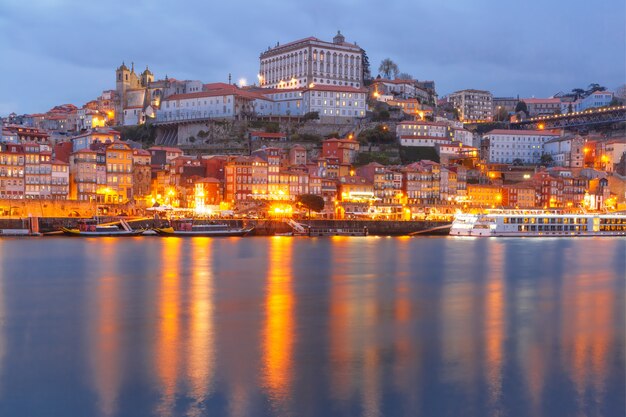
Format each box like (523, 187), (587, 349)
(153, 222), (253, 237)
(61, 219), (143, 237)
(450, 210), (626, 237)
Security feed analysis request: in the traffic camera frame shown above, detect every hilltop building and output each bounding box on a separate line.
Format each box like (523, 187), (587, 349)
(259, 31), (364, 89)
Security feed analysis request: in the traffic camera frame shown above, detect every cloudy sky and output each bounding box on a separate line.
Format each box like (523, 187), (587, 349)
(1, 0), (624, 115)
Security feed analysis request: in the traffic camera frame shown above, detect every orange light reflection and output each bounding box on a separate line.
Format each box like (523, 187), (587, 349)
(262, 237), (295, 411)
(186, 238), (215, 416)
(90, 239), (121, 417)
(155, 238), (181, 416)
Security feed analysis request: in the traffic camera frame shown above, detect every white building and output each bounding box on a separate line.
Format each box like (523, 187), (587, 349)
(254, 88), (304, 117)
(301, 85), (366, 120)
(448, 89), (493, 122)
(259, 31), (363, 90)
(396, 121), (449, 139)
(370, 79), (429, 102)
(156, 85), (271, 122)
(561, 91), (615, 113)
(522, 98), (562, 116)
(543, 136), (585, 168)
(602, 139), (626, 172)
(578, 91), (614, 111)
(484, 129), (561, 164)
(452, 128), (474, 147)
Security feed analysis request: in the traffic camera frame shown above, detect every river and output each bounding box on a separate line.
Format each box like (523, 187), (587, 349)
(0, 236), (623, 416)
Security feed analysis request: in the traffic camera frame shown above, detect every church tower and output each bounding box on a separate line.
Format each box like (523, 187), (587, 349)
(141, 66), (154, 87)
(115, 62), (131, 95)
(333, 30), (345, 44)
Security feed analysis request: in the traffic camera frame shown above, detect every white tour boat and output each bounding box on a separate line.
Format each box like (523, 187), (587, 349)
(450, 210), (626, 237)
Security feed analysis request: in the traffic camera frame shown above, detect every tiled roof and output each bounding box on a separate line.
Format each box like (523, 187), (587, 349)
(485, 129), (560, 136)
(304, 85), (367, 93)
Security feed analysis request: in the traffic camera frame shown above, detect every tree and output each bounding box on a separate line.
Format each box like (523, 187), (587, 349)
(571, 88), (586, 100)
(494, 106), (509, 121)
(302, 111), (319, 121)
(397, 72), (414, 80)
(296, 194), (325, 217)
(362, 50), (372, 83)
(515, 101), (528, 115)
(586, 83), (606, 95)
(378, 58), (399, 79)
(540, 153), (554, 166)
(357, 124), (395, 144)
(373, 110), (390, 121)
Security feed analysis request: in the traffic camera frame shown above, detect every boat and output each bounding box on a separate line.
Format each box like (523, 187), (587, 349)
(61, 219), (144, 237)
(153, 221), (254, 237)
(0, 228), (41, 237)
(307, 226), (369, 237)
(450, 210), (626, 237)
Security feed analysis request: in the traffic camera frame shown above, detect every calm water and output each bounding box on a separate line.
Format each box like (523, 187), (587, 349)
(0, 236), (623, 417)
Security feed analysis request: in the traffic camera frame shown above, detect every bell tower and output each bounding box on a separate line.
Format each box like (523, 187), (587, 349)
(141, 66), (154, 87)
(115, 62), (130, 95)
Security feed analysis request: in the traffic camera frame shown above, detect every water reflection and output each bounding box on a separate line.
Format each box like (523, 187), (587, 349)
(560, 241), (616, 415)
(262, 237), (295, 413)
(186, 238), (216, 416)
(88, 239), (122, 417)
(484, 241), (505, 414)
(0, 237), (622, 417)
(328, 238), (384, 416)
(0, 241), (5, 400)
(392, 238), (421, 413)
(155, 238), (182, 416)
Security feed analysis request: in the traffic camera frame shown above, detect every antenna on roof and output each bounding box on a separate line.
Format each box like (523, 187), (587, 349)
(228, 73), (232, 85)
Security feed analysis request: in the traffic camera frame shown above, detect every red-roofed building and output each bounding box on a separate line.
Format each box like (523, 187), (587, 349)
(132, 149), (152, 199)
(224, 156), (268, 203)
(3, 125), (49, 144)
(250, 131), (287, 142)
(148, 146), (183, 165)
(521, 97), (562, 116)
(322, 137), (359, 164)
(0, 143), (25, 199)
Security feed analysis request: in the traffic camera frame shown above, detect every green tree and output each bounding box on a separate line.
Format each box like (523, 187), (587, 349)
(374, 110), (390, 121)
(540, 153), (554, 166)
(397, 72), (414, 80)
(586, 83), (606, 96)
(515, 101), (528, 115)
(378, 58), (399, 79)
(362, 50), (372, 82)
(296, 194), (325, 217)
(357, 124), (395, 144)
(571, 88), (586, 100)
(303, 111), (319, 121)
(494, 106), (509, 121)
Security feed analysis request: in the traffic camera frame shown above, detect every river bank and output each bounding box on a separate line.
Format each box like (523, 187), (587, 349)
(0, 217), (451, 236)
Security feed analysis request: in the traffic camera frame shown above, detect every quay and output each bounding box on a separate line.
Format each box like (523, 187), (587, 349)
(0, 216), (452, 237)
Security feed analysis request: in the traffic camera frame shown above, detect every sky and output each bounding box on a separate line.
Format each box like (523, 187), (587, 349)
(0, 0), (624, 115)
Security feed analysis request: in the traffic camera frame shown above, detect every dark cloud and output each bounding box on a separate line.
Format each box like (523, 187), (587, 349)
(1, 0), (624, 114)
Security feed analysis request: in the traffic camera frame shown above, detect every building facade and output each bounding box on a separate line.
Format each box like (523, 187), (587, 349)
(484, 129), (561, 164)
(259, 31), (364, 89)
(448, 89), (493, 122)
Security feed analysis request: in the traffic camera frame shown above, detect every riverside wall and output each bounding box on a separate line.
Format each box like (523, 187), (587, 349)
(0, 217), (451, 236)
